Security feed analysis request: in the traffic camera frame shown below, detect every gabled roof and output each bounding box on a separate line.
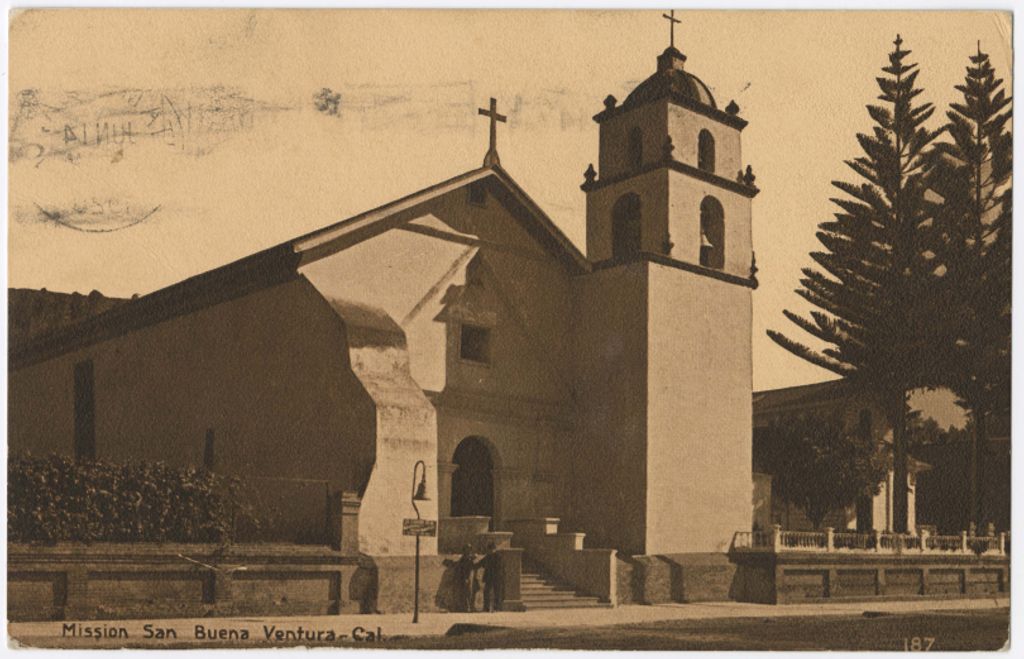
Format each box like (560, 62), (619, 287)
(753, 379), (847, 416)
(10, 165), (589, 370)
(293, 164), (588, 272)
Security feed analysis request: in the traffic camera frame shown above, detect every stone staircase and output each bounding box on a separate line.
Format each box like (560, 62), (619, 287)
(520, 562), (611, 610)
(439, 516), (617, 611)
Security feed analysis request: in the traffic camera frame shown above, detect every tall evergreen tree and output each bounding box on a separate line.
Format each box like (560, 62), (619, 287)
(767, 35), (945, 533)
(928, 43), (1012, 529)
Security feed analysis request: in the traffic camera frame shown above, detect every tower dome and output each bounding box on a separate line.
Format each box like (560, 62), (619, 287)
(622, 47), (717, 110)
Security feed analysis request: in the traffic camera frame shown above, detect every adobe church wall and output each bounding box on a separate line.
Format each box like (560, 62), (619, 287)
(301, 182), (578, 543)
(325, 298), (440, 557)
(427, 185), (579, 526)
(435, 408), (572, 524)
(427, 186), (578, 404)
(300, 184), (577, 408)
(570, 263), (650, 555)
(300, 222), (474, 395)
(8, 279), (377, 513)
(645, 262), (753, 554)
(368, 554), (487, 614)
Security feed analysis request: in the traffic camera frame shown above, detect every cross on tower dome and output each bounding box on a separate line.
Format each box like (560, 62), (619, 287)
(662, 10), (682, 49)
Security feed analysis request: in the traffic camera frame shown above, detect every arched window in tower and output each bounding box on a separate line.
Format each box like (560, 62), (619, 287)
(699, 196), (725, 269)
(612, 193), (642, 259)
(698, 129), (716, 173)
(628, 127), (644, 172)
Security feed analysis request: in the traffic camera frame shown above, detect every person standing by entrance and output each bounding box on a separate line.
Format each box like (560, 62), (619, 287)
(475, 542), (501, 612)
(454, 545), (478, 612)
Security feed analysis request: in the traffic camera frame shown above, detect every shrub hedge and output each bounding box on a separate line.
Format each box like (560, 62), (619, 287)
(8, 452), (255, 544)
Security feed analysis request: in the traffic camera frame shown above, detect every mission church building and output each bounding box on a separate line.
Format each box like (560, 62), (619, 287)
(10, 32), (761, 587)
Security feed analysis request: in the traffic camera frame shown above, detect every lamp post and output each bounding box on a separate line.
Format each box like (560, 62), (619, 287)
(411, 460), (430, 623)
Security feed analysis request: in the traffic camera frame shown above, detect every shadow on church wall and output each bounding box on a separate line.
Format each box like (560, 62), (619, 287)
(350, 554), (469, 614)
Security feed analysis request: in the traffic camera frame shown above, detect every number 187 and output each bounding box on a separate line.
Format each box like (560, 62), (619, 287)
(904, 637), (935, 651)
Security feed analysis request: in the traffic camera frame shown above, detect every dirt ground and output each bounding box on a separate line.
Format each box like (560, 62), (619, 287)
(366, 608), (1011, 651)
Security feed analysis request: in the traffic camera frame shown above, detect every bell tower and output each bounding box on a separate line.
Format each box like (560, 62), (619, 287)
(581, 46), (759, 278)
(571, 27), (760, 557)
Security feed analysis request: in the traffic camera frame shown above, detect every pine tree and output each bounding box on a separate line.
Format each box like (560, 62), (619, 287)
(928, 43), (1012, 530)
(767, 35), (945, 533)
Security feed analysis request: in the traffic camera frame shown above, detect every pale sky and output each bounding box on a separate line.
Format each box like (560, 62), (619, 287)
(8, 9), (1013, 391)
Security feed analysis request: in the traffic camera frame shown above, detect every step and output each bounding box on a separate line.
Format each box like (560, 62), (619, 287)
(520, 586), (577, 595)
(521, 586), (578, 596)
(522, 588), (566, 594)
(520, 577), (551, 584)
(520, 582), (576, 590)
(521, 574), (569, 584)
(519, 561), (610, 610)
(522, 599), (612, 610)
(521, 581), (574, 589)
(521, 592), (594, 602)
(521, 584), (581, 593)
(521, 595), (603, 604)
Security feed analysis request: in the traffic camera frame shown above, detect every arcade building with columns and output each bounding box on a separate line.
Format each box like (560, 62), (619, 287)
(10, 38), (763, 607)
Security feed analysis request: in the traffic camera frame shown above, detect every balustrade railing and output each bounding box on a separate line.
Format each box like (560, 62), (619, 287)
(926, 535), (963, 552)
(968, 536), (999, 555)
(732, 526), (1008, 557)
(878, 533), (899, 552)
(833, 531), (871, 551)
(780, 530), (827, 550)
(880, 533), (922, 552)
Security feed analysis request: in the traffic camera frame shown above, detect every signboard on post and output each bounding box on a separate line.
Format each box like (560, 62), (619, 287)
(403, 518), (437, 537)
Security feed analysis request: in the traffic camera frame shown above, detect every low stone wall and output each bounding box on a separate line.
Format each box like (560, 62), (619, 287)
(7, 543), (370, 622)
(616, 553), (736, 604)
(730, 551), (1010, 604)
(8, 543), (523, 621)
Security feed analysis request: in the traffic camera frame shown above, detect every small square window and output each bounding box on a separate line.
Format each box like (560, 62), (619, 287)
(460, 324), (491, 363)
(467, 181), (487, 207)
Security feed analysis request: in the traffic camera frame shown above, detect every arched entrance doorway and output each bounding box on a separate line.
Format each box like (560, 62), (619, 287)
(450, 437), (495, 520)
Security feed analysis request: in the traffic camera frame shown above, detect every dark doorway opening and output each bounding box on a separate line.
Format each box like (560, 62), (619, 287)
(451, 436), (495, 521)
